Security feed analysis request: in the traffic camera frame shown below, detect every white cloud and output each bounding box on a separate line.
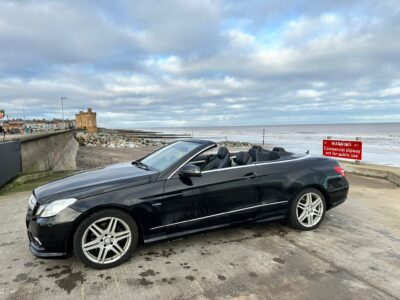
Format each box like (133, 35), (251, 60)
(0, 0), (399, 127)
(380, 86), (400, 97)
(296, 89), (323, 98)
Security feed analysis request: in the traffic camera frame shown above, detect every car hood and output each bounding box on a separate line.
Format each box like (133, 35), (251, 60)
(34, 163), (158, 204)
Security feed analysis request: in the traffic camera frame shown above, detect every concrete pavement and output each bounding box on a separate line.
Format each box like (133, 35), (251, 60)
(0, 174), (399, 300)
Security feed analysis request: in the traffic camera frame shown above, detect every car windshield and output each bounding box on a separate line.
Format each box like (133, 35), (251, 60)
(140, 141), (200, 171)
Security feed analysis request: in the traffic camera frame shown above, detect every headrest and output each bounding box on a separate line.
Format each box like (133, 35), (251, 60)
(217, 147), (229, 159)
(251, 145), (263, 151)
(235, 152), (250, 165)
(273, 147), (286, 152)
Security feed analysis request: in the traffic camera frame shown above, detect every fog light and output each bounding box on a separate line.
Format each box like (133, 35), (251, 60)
(34, 237), (42, 246)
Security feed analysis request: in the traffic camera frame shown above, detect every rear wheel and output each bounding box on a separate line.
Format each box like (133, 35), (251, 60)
(73, 209), (138, 269)
(288, 188), (326, 230)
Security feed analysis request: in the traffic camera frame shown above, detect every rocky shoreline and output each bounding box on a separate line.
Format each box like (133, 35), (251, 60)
(75, 131), (169, 148)
(75, 129), (255, 170)
(75, 130), (252, 149)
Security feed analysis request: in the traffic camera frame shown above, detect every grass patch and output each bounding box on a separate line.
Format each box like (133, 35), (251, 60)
(0, 171), (78, 196)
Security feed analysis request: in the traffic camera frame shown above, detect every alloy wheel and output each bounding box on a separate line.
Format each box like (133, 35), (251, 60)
(81, 217), (132, 264)
(295, 192), (324, 228)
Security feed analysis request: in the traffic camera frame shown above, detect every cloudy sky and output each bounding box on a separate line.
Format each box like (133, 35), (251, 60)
(0, 0), (399, 128)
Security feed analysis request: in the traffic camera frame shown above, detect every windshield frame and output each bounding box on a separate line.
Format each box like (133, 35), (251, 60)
(139, 140), (216, 180)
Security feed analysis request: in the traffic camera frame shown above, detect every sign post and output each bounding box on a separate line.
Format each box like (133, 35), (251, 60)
(323, 138), (363, 163)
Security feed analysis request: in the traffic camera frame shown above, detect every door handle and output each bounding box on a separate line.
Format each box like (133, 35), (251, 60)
(243, 172), (257, 179)
(152, 203), (162, 207)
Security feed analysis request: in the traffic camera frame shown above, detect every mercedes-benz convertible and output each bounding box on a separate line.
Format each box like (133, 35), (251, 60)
(26, 140), (349, 269)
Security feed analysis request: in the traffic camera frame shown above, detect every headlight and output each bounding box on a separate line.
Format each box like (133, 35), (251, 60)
(36, 198), (77, 218)
(28, 194), (37, 211)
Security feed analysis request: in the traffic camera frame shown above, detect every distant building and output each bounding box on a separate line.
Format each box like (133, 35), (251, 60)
(76, 108), (97, 133)
(25, 119), (76, 132)
(1, 118), (76, 135)
(3, 121), (24, 133)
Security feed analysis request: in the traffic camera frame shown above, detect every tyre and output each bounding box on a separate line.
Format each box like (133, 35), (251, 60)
(73, 209), (138, 269)
(288, 188), (326, 230)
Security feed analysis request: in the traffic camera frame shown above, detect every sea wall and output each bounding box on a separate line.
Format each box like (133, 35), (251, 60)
(20, 130), (79, 173)
(341, 161), (400, 187)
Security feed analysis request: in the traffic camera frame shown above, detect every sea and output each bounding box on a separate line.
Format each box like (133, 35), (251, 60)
(147, 123), (400, 167)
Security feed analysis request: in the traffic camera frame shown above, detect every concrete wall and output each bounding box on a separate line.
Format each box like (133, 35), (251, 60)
(341, 161), (400, 187)
(20, 130), (79, 173)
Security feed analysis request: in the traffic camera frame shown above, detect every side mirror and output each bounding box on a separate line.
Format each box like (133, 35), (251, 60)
(179, 163), (202, 177)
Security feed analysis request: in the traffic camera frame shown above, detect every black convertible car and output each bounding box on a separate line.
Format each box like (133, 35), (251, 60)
(26, 140), (349, 269)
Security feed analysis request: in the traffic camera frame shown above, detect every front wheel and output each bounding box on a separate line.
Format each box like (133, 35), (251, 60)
(73, 209), (138, 269)
(288, 188), (326, 230)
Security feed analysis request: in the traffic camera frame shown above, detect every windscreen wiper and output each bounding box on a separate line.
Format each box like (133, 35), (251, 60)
(132, 160), (149, 170)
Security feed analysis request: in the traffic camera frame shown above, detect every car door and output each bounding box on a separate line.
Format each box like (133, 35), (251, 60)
(254, 161), (293, 220)
(162, 164), (258, 235)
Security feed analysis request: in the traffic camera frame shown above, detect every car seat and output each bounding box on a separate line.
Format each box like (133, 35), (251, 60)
(234, 151), (253, 165)
(272, 147), (292, 157)
(248, 148), (259, 161)
(203, 147), (231, 170)
(259, 150), (280, 161)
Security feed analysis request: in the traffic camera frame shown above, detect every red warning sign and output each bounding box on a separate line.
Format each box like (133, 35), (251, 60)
(323, 139), (362, 160)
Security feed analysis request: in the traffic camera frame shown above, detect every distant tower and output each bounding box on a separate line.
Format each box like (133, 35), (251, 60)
(75, 108), (97, 133)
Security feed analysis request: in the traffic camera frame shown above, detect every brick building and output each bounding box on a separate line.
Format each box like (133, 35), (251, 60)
(75, 108), (97, 133)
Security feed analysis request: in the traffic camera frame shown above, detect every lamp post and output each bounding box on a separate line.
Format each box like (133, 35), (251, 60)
(262, 128), (266, 146)
(61, 97), (67, 129)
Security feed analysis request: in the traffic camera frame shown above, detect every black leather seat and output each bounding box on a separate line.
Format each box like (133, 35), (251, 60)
(272, 147), (285, 152)
(203, 147), (230, 170)
(250, 147), (280, 161)
(252, 144), (271, 153)
(251, 145), (264, 151)
(258, 151), (268, 161)
(248, 148), (259, 161)
(234, 151), (253, 165)
(268, 151), (280, 161)
(272, 147), (292, 157)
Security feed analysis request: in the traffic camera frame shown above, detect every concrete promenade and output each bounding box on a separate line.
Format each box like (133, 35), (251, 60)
(0, 174), (399, 300)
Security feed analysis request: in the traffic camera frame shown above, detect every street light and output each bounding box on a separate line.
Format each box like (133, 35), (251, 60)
(60, 97), (67, 130)
(61, 97), (67, 121)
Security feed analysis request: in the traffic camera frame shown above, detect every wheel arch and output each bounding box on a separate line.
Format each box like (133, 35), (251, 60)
(297, 184), (331, 208)
(65, 204), (145, 253)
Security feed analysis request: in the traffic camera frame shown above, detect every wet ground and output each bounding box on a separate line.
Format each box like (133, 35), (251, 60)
(0, 174), (399, 300)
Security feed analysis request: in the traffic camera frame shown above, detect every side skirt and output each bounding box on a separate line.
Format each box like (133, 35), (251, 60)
(143, 214), (286, 244)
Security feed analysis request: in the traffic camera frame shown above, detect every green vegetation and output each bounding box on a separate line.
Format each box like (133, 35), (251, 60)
(0, 171), (78, 196)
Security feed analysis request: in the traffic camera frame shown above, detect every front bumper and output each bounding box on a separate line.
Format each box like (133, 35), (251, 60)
(28, 232), (67, 258)
(26, 207), (81, 258)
